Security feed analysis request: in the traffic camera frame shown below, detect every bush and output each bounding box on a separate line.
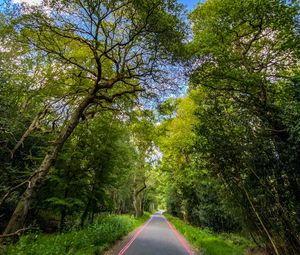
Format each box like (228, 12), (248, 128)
(165, 214), (254, 255)
(6, 214), (149, 255)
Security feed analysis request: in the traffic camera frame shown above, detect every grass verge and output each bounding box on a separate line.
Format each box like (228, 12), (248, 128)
(165, 214), (253, 255)
(5, 213), (149, 255)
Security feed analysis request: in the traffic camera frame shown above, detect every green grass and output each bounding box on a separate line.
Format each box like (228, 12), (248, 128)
(165, 214), (254, 255)
(5, 213), (149, 255)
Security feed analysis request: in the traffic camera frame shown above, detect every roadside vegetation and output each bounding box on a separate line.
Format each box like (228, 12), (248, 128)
(0, 0), (300, 254)
(5, 214), (149, 255)
(166, 214), (253, 255)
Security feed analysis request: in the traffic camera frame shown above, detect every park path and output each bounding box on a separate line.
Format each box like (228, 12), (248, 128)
(111, 212), (195, 255)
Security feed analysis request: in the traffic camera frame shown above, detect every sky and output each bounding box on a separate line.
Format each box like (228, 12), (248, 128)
(0, 0), (200, 11)
(178, 0), (199, 10)
(12, 0), (41, 4)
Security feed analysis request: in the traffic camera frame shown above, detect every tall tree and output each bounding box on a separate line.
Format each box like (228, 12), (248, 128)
(189, 0), (300, 253)
(3, 0), (185, 234)
(130, 110), (157, 217)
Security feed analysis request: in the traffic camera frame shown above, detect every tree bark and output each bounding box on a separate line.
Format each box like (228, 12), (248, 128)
(3, 94), (94, 235)
(133, 195), (143, 217)
(80, 198), (91, 228)
(59, 207), (66, 233)
(0, 180), (29, 210)
(133, 183), (146, 217)
(10, 115), (39, 159)
(11, 105), (49, 159)
(243, 186), (280, 255)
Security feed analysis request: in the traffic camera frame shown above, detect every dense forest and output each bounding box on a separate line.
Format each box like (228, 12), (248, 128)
(0, 0), (300, 254)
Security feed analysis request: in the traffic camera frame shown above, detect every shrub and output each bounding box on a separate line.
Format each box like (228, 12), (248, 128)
(6, 214), (149, 255)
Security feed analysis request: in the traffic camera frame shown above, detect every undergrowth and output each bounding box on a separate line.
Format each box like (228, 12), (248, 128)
(165, 214), (254, 255)
(5, 213), (149, 255)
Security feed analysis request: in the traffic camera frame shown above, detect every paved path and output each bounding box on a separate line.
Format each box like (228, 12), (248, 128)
(112, 212), (194, 255)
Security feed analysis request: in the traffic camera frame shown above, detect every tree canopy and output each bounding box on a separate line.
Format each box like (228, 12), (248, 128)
(1, 0), (300, 254)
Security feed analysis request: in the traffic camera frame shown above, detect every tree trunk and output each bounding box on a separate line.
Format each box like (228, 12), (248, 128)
(59, 207), (66, 233)
(91, 212), (95, 224)
(59, 188), (69, 232)
(133, 194), (143, 217)
(10, 106), (49, 159)
(3, 94), (94, 235)
(133, 177), (146, 217)
(10, 115), (39, 159)
(80, 198), (91, 228)
(133, 185), (146, 217)
(243, 186), (280, 255)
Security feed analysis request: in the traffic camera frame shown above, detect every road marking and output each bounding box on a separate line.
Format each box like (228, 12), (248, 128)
(117, 216), (153, 255)
(165, 218), (193, 255)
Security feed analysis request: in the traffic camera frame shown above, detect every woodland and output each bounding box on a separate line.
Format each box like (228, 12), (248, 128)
(0, 0), (300, 254)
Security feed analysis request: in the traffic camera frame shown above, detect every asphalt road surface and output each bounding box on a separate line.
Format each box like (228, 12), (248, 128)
(112, 212), (194, 255)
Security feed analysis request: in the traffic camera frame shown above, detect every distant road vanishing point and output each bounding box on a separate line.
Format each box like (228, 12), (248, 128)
(111, 211), (195, 255)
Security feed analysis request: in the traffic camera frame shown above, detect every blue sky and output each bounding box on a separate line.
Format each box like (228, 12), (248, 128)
(178, 0), (200, 10)
(0, 0), (201, 10)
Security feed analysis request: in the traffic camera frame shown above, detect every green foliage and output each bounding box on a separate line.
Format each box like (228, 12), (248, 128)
(6, 214), (149, 255)
(0, 0), (186, 235)
(129, 110), (160, 217)
(165, 214), (253, 255)
(156, 2), (300, 253)
(1, 0), (300, 254)
(158, 93), (239, 232)
(185, 0), (300, 253)
(32, 112), (140, 230)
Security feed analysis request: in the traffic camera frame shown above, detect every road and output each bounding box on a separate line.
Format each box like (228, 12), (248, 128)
(112, 212), (194, 255)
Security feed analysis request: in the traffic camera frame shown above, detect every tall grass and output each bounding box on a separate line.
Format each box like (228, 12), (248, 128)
(5, 213), (149, 255)
(165, 214), (254, 255)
